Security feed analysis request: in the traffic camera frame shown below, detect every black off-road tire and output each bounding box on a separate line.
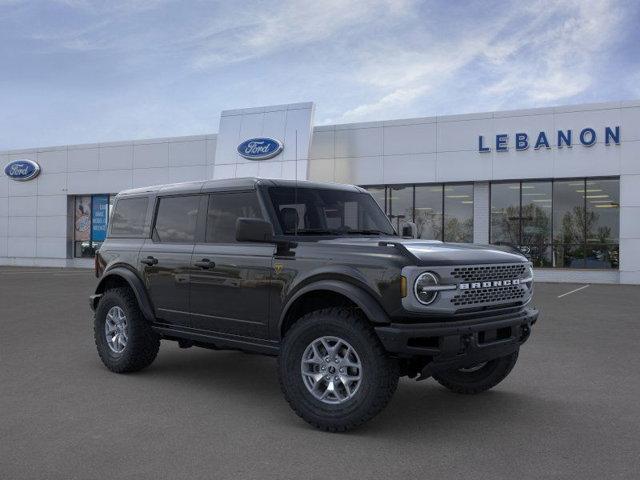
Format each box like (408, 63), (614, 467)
(278, 307), (399, 432)
(433, 350), (519, 394)
(94, 287), (160, 373)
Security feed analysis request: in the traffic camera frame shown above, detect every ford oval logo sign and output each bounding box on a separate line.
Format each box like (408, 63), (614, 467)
(237, 137), (283, 160)
(4, 159), (41, 181)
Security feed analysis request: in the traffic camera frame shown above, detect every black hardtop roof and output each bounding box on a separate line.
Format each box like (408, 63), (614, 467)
(117, 177), (365, 197)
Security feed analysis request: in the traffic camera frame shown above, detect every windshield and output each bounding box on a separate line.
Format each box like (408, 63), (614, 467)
(267, 186), (396, 236)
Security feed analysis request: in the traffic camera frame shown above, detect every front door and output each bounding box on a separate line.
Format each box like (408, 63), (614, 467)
(139, 194), (203, 326)
(189, 191), (274, 339)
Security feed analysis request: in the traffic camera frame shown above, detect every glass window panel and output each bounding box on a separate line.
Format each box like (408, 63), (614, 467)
(110, 197), (149, 237)
(74, 196), (91, 242)
(490, 183), (520, 245)
(444, 184), (473, 243)
(388, 186), (413, 233)
(74, 196), (93, 258)
(206, 192), (263, 243)
(553, 180), (586, 246)
(414, 185), (443, 240)
(584, 243), (619, 269)
(585, 178), (619, 245)
(521, 181), (552, 266)
(365, 187), (386, 214)
(553, 244), (586, 268)
(153, 195), (200, 243)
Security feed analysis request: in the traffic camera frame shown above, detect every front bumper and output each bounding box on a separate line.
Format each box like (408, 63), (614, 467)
(375, 307), (538, 373)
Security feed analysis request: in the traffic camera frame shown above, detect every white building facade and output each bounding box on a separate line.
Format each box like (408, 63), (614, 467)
(1, 100), (639, 284)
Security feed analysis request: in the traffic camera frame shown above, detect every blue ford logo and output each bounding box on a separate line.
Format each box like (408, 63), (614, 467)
(237, 137), (283, 160)
(4, 159), (41, 181)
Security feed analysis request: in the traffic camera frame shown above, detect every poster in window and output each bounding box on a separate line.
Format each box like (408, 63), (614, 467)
(75, 196), (91, 242)
(91, 195), (109, 242)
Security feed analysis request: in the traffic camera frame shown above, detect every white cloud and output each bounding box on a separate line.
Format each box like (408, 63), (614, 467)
(191, 0), (414, 69)
(482, 0), (621, 105)
(334, 0), (625, 122)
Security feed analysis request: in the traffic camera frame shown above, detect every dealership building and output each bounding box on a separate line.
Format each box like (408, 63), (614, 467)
(1, 100), (639, 284)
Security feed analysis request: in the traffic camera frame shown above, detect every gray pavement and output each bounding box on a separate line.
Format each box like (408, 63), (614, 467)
(1, 267), (639, 479)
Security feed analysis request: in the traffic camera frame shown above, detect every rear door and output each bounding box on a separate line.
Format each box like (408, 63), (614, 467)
(139, 194), (204, 326)
(189, 191), (274, 338)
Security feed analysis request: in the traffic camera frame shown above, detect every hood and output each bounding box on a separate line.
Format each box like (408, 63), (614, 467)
(316, 237), (528, 266)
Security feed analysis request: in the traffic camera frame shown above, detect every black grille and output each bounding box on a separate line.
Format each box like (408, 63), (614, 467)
(451, 264), (526, 283)
(451, 285), (525, 306)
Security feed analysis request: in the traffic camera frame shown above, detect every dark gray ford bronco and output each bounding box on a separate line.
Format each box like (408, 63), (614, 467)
(91, 178), (538, 431)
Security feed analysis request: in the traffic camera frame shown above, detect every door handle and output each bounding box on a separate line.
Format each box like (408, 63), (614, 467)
(194, 258), (214, 269)
(141, 256), (158, 266)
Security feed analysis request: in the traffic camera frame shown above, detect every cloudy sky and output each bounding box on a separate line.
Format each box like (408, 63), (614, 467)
(1, 0), (638, 150)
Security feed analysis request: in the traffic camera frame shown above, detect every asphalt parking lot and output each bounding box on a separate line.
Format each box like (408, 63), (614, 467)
(1, 268), (639, 479)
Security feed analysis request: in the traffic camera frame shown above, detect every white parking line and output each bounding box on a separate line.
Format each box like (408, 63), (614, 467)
(557, 284), (590, 298)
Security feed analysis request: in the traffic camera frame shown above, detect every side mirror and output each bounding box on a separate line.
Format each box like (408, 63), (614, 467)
(236, 218), (274, 243)
(401, 221), (417, 238)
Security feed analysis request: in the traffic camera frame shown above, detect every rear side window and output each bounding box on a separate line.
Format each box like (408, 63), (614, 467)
(205, 192), (262, 243)
(110, 197), (149, 237)
(153, 195), (200, 243)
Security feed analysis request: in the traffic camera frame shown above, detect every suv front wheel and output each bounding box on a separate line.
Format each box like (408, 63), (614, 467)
(278, 308), (399, 432)
(94, 287), (160, 373)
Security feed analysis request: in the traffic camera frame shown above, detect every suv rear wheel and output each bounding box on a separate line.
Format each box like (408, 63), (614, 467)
(432, 350), (519, 394)
(94, 287), (160, 373)
(278, 307), (399, 432)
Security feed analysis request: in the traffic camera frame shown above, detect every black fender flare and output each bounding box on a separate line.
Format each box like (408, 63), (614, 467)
(278, 279), (390, 334)
(93, 267), (156, 322)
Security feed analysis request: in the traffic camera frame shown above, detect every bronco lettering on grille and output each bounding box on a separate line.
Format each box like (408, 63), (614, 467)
(459, 279), (521, 290)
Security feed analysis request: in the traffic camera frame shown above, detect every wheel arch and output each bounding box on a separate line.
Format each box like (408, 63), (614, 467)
(279, 280), (390, 338)
(93, 267), (156, 322)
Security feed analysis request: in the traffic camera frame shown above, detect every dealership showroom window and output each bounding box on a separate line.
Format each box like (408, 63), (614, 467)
(364, 178), (619, 270)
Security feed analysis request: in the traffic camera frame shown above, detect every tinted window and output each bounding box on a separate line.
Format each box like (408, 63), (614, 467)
(153, 195), (200, 243)
(268, 187), (395, 236)
(110, 197), (149, 237)
(206, 192), (263, 243)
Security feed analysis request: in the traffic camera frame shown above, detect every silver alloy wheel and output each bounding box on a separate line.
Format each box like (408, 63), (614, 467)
(300, 336), (363, 405)
(105, 306), (128, 354)
(458, 362), (488, 373)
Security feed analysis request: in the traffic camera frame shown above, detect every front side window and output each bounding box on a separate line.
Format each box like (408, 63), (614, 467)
(110, 196), (148, 238)
(268, 187), (395, 236)
(206, 192), (263, 243)
(153, 195), (200, 243)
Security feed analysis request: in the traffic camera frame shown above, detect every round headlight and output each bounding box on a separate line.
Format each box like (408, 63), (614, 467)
(414, 272), (439, 305)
